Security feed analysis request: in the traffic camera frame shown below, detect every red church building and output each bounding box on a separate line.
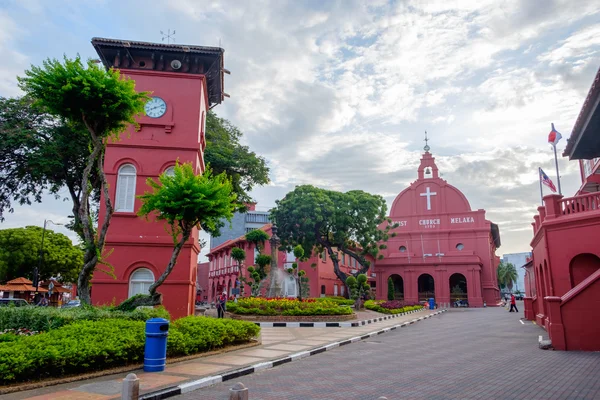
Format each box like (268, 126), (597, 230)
(525, 66), (600, 351)
(375, 146), (502, 307)
(90, 38), (227, 318)
(202, 146), (501, 307)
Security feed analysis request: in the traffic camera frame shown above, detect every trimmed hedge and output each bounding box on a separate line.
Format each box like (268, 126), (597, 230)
(227, 297), (352, 316)
(0, 316), (260, 384)
(312, 297), (355, 306)
(364, 300), (424, 314)
(0, 305), (170, 332)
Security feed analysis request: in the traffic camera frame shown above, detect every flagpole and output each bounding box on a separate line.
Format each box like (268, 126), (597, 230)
(538, 167), (544, 205)
(552, 144), (562, 195)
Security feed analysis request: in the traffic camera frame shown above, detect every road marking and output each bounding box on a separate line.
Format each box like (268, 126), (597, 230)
(519, 320), (524, 325)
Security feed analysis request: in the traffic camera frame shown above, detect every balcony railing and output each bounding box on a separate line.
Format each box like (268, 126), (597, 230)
(559, 192), (600, 215)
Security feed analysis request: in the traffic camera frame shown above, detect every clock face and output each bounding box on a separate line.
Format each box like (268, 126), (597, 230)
(144, 97), (167, 118)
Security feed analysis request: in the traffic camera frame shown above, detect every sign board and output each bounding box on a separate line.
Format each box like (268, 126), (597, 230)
(231, 288), (240, 295)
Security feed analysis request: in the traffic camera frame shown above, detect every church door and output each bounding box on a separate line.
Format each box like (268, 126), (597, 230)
(449, 273), (468, 306)
(418, 273), (435, 302)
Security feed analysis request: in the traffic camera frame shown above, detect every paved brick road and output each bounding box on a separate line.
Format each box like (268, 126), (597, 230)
(176, 306), (600, 400)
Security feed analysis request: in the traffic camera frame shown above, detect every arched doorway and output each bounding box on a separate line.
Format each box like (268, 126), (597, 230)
(418, 273), (435, 302)
(389, 274), (404, 300)
(449, 273), (468, 307)
(570, 253), (600, 288)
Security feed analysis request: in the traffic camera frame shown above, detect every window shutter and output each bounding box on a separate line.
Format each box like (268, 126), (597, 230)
(125, 174), (135, 211)
(116, 165), (136, 212)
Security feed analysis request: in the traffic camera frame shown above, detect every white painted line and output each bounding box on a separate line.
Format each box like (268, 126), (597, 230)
(179, 375), (223, 393)
(539, 335), (543, 343)
(350, 336), (362, 342)
(290, 351), (310, 360)
(253, 361), (274, 371)
(313, 322), (326, 328)
(286, 322), (300, 328)
(519, 320), (525, 325)
(325, 342), (340, 350)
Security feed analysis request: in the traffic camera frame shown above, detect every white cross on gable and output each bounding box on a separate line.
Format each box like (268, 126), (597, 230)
(420, 186), (437, 210)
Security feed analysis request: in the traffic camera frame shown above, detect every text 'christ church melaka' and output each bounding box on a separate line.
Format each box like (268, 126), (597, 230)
(374, 147), (502, 307)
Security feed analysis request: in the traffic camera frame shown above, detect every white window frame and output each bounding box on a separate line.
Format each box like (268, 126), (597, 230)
(116, 164), (137, 212)
(128, 268), (155, 298)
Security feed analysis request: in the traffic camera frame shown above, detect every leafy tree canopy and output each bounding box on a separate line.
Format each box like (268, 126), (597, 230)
(17, 56), (148, 304)
(0, 96), (98, 230)
(0, 226), (83, 283)
(497, 261), (518, 290)
(205, 111), (270, 208)
(270, 185), (396, 283)
(138, 162), (237, 301)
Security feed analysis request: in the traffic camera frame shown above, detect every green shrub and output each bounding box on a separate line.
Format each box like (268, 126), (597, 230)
(312, 297), (355, 306)
(0, 316), (260, 384)
(0, 305), (170, 332)
(227, 298), (352, 316)
(364, 300), (424, 314)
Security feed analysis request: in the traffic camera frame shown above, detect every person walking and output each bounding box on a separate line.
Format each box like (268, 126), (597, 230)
(217, 291), (227, 318)
(509, 293), (519, 313)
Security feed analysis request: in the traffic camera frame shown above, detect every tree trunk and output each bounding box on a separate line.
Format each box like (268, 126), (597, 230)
(324, 245), (348, 284)
(148, 229), (191, 304)
(75, 130), (104, 304)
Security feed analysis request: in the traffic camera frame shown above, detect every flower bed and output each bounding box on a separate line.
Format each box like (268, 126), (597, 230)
(364, 300), (424, 314)
(227, 297), (353, 316)
(0, 305), (170, 332)
(0, 316), (260, 385)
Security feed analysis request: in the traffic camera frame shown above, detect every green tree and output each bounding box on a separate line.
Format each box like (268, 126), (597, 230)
(270, 185), (397, 285)
(387, 277), (394, 301)
(205, 111), (270, 209)
(0, 97), (100, 230)
(497, 261), (518, 290)
(245, 229), (270, 254)
(230, 247), (247, 296)
(17, 56), (148, 304)
(138, 163), (237, 304)
(0, 226), (83, 283)
(346, 273), (371, 309)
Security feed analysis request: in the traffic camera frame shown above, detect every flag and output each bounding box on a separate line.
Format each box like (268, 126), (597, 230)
(540, 168), (557, 193)
(548, 123), (562, 146)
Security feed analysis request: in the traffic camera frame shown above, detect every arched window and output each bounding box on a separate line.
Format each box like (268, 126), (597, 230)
(116, 164), (137, 212)
(129, 268), (155, 298)
(165, 166), (175, 176)
(399, 246), (407, 252)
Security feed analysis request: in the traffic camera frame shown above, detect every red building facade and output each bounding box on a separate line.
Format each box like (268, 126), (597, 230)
(375, 149), (502, 307)
(90, 38), (226, 318)
(525, 66), (600, 351)
(204, 224), (376, 302)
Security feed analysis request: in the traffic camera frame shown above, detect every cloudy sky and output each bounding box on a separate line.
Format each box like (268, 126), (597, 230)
(1, 0), (599, 260)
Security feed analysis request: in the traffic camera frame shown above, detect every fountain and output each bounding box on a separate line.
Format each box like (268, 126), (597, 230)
(265, 225), (298, 298)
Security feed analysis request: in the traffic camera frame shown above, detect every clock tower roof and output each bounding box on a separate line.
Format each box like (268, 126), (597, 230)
(91, 37), (227, 107)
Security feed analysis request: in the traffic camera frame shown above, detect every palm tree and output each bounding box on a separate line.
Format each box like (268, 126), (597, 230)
(497, 262), (518, 290)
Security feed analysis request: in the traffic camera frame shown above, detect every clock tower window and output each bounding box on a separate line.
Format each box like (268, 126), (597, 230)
(116, 164), (137, 212)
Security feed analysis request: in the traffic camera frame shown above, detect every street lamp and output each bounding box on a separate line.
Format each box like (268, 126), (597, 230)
(33, 219), (63, 293)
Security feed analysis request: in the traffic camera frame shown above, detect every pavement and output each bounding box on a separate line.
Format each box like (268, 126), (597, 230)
(174, 302), (600, 400)
(4, 309), (435, 400)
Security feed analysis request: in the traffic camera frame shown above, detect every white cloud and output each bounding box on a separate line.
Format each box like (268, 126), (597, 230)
(1, 0), (600, 258)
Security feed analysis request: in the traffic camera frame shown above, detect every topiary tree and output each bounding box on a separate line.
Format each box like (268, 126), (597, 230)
(230, 247), (247, 296)
(17, 56), (148, 304)
(244, 266), (263, 296)
(245, 229), (269, 254)
(346, 273), (371, 310)
(387, 277), (394, 301)
(137, 162), (237, 304)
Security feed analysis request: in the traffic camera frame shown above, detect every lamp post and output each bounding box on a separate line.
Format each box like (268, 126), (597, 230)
(34, 219), (63, 293)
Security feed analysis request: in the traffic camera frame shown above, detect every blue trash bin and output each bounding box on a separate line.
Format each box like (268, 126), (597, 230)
(428, 298), (435, 310)
(144, 318), (169, 372)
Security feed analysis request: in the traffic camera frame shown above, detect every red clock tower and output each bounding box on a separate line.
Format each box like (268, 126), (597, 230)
(90, 38), (227, 318)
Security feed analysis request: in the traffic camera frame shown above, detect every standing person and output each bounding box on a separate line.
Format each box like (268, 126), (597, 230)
(509, 293), (519, 312)
(217, 291), (227, 318)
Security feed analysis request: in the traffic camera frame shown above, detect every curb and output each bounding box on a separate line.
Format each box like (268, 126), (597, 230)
(139, 309), (447, 399)
(252, 308), (426, 328)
